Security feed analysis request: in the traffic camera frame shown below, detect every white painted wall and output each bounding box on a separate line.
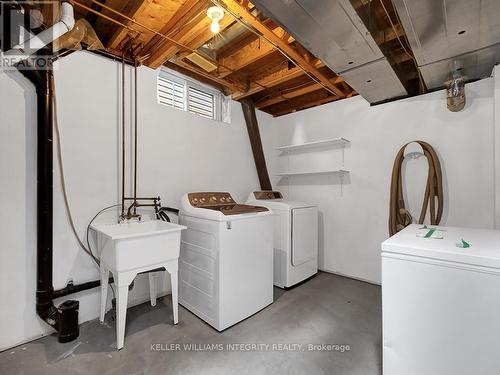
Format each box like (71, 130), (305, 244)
(264, 78), (496, 284)
(0, 51), (272, 350)
(0, 49), (497, 350)
(494, 65), (500, 229)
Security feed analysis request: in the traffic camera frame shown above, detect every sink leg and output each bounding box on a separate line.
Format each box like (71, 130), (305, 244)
(99, 267), (109, 323)
(116, 281), (129, 350)
(170, 271), (178, 325)
(149, 273), (157, 307)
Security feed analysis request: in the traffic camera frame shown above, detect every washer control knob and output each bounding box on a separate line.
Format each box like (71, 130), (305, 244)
(192, 198), (199, 205)
(200, 197), (206, 203)
(226, 196), (232, 202)
(210, 196), (217, 202)
(220, 197), (226, 202)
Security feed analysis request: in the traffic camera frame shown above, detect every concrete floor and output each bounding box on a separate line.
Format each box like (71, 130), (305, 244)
(0, 272), (382, 375)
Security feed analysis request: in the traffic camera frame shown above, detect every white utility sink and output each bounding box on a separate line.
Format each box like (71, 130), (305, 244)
(91, 220), (186, 350)
(92, 220), (186, 272)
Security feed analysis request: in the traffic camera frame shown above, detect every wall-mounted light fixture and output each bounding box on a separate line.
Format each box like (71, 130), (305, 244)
(207, 6), (224, 34)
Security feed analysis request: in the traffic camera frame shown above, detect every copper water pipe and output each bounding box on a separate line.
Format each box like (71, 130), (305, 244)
(133, 57), (138, 215)
(70, 0), (198, 53)
(121, 53), (125, 218)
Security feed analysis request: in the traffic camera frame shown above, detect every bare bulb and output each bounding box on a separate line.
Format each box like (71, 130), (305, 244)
(210, 20), (220, 34)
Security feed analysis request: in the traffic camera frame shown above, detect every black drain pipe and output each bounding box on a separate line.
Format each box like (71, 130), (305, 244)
(19, 66), (79, 343)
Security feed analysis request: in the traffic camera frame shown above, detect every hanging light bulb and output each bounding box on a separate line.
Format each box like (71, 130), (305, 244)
(207, 6), (224, 34)
(210, 19), (220, 34)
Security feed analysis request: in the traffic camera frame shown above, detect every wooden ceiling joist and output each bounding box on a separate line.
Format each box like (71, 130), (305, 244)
(141, 0), (203, 56)
(164, 61), (225, 92)
(107, 0), (152, 50)
(218, 28), (292, 78)
(173, 60), (244, 92)
(218, 0), (345, 98)
(256, 77), (344, 109)
(145, 4), (211, 67)
(215, 18), (277, 58)
(272, 94), (342, 117)
(71, 0), (373, 116)
(232, 60), (325, 100)
(147, 12), (234, 68)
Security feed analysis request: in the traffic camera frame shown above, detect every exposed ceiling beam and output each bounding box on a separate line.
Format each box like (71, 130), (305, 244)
(145, 4), (235, 69)
(380, 23), (405, 45)
(141, 0), (205, 58)
(171, 60), (245, 92)
(183, 16), (236, 54)
(218, 28), (292, 78)
(216, 18), (276, 57)
(232, 60), (325, 100)
(164, 61), (226, 92)
(273, 94), (342, 117)
(218, 0), (345, 97)
(107, 0), (152, 50)
(256, 77), (343, 109)
(145, 7), (209, 68)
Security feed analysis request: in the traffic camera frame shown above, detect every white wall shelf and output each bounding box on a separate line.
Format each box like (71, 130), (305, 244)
(276, 137), (350, 196)
(275, 169), (349, 177)
(276, 137), (350, 152)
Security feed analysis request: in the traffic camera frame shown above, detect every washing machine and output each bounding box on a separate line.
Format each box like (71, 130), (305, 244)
(179, 192), (274, 331)
(247, 191), (318, 289)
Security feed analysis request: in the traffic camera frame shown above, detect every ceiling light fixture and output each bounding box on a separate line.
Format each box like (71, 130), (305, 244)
(207, 6), (224, 34)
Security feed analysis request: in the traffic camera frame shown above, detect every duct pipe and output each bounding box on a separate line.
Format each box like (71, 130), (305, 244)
(3, 2), (75, 66)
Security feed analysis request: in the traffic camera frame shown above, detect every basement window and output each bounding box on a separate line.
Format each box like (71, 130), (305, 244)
(158, 74), (186, 111)
(157, 68), (230, 123)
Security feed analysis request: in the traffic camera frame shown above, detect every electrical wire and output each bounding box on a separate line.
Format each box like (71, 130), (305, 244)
(85, 204), (121, 259)
(53, 73), (121, 299)
(85, 204), (121, 301)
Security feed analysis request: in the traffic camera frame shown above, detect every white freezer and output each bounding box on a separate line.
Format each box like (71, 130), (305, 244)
(381, 224), (500, 375)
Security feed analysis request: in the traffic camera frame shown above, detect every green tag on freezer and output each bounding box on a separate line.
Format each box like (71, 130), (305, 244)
(456, 239), (470, 248)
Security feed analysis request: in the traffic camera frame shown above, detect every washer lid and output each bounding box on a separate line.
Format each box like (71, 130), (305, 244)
(382, 224), (500, 269)
(247, 191), (316, 210)
(200, 204), (268, 216)
(180, 192), (271, 221)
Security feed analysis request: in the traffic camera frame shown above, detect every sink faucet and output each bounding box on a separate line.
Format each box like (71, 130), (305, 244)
(120, 201), (142, 223)
(119, 197), (162, 223)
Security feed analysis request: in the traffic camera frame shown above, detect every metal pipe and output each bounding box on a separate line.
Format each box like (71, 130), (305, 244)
(19, 68), (58, 326)
(53, 277), (114, 299)
(19, 66), (81, 343)
(69, 0), (270, 93)
(121, 53), (126, 218)
(68, 0), (139, 37)
(123, 197), (160, 201)
(133, 58), (138, 215)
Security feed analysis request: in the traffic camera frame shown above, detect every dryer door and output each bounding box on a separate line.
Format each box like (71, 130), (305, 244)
(291, 207), (318, 266)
